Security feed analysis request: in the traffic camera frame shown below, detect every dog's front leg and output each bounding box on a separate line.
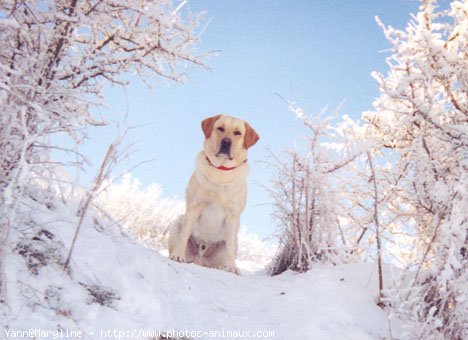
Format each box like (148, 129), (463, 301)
(221, 214), (241, 274)
(169, 206), (201, 263)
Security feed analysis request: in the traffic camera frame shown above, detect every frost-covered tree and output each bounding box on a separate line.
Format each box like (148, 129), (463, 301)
(268, 105), (376, 275)
(364, 1), (467, 338)
(0, 0), (206, 302)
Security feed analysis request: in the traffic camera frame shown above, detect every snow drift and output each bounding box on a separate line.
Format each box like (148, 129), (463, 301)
(1, 187), (393, 340)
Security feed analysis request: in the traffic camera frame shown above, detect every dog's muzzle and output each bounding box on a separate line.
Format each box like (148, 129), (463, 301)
(217, 138), (232, 158)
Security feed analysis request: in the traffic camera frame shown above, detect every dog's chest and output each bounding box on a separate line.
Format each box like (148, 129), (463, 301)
(192, 201), (230, 241)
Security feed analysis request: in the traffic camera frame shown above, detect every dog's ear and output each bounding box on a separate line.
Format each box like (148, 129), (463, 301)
(243, 122), (259, 149)
(201, 115), (221, 139)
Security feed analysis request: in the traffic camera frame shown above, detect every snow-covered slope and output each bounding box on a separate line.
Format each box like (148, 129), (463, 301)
(2, 194), (393, 340)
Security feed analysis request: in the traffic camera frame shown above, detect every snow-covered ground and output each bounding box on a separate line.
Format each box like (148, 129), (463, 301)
(2, 193), (396, 340)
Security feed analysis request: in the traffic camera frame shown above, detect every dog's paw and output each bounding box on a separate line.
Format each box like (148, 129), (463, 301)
(169, 253), (187, 263)
(219, 265), (240, 275)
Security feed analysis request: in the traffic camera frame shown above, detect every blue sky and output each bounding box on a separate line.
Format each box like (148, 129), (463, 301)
(77, 0), (422, 239)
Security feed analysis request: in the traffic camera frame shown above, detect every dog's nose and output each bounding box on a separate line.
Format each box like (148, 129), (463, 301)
(221, 138), (231, 147)
(218, 138), (232, 157)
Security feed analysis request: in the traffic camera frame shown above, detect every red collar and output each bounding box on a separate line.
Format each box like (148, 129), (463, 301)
(206, 157), (247, 171)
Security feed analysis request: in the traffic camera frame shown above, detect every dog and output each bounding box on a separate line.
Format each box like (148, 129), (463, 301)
(168, 114), (259, 274)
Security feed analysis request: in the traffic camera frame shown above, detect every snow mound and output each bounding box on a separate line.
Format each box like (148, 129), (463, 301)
(3, 195), (391, 340)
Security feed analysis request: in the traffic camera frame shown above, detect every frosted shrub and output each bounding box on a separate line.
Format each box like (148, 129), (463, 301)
(268, 108), (373, 275)
(237, 227), (276, 268)
(366, 1), (467, 338)
(97, 174), (184, 250)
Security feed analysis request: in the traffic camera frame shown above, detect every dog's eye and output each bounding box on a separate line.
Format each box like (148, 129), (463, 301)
(217, 127), (225, 132)
(234, 131), (242, 136)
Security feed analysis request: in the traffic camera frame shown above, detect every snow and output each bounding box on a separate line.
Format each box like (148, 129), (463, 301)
(2, 0), (466, 338)
(2, 195), (394, 340)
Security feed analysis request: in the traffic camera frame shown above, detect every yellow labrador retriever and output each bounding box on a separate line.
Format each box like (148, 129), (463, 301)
(168, 114), (259, 274)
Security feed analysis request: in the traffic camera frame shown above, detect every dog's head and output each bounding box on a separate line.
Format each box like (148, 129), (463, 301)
(201, 114), (259, 168)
